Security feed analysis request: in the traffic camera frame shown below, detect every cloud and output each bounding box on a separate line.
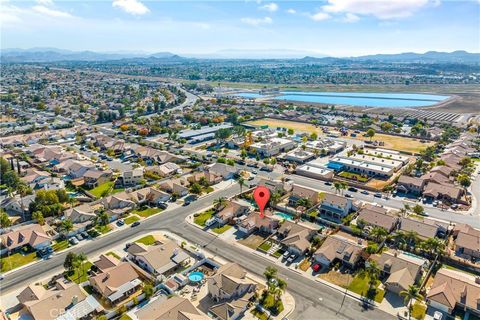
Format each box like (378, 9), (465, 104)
(310, 12), (331, 21)
(112, 0), (150, 15)
(36, 0), (54, 5)
(259, 2), (278, 12)
(343, 13), (360, 23)
(286, 8), (296, 14)
(32, 5), (72, 18)
(322, 0), (434, 20)
(241, 16), (273, 26)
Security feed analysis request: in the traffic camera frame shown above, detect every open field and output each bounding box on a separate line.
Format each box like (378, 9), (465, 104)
(246, 118), (434, 154)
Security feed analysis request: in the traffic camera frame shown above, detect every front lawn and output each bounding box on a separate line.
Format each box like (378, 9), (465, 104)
(133, 207), (163, 218)
(135, 235), (156, 245)
(88, 181), (114, 198)
(272, 249), (284, 258)
(106, 251), (121, 260)
(0, 252), (38, 272)
(52, 240), (70, 252)
(251, 309), (269, 320)
(299, 258), (311, 272)
(212, 224), (232, 234)
(203, 186), (214, 194)
(193, 209), (215, 227)
(411, 302), (426, 320)
(347, 274), (385, 303)
(124, 215), (140, 225)
(95, 225), (112, 234)
(258, 241), (273, 252)
(67, 261), (93, 283)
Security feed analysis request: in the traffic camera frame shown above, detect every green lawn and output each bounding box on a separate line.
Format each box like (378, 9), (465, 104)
(203, 186), (214, 194)
(88, 181), (114, 198)
(119, 315), (133, 320)
(52, 240), (70, 252)
(135, 235), (156, 245)
(251, 309), (269, 320)
(411, 302), (427, 320)
(0, 252), (38, 273)
(133, 207), (163, 218)
(106, 251), (121, 260)
(273, 249), (284, 258)
(67, 261), (93, 283)
(212, 224), (232, 234)
(193, 209), (215, 227)
(95, 225), (112, 234)
(347, 274), (385, 303)
(258, 241), (273, 252)
(124, 215), (140, 225)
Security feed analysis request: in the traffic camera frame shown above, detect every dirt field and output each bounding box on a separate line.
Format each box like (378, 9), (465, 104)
(246, 118), (434, 154)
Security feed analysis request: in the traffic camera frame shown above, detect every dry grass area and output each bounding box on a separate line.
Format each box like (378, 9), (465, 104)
(238, 233), (268, 250)
(0, 116), (15, 122)
(299, 259), (311, 271)
(318, 270), (353, 288)
(246, 118), (433, 154)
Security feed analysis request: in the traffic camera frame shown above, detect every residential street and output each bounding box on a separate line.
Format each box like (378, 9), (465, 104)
(0, 182), (394, 320)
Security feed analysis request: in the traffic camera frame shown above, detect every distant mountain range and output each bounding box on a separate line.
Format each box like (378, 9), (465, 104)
(1, 48), (479, 63)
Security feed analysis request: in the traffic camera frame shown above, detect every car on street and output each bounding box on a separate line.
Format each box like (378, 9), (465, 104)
(361, 190), (369, 195)
(248, 176), (254, 181)
(374, 193), (382, 198)
(324, 182), (332, 186)
(348, 187), (358, 192)
(69, 237), (79, 245)
(345, 193), (353, 198)
(131, 221), (140, 227)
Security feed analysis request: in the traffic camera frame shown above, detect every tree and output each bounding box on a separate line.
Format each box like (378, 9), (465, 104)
(310, 132), (318, 140)
(32, 211), (45, 225)
(264, 266), (278, 282)
(366, 128), (375, 141)
(412, 204), (424, 216)
(456, 174), (471, 190)
(287, 128), (294, 135)
(64, 252), (77, 273)
(370, 226), (388, 242)
(404, 230), (420, 247)
(422, 237), (445, 257)
(60, 219), (73, 234)
(240, 148), (247, 160)
(400, 285), (423, 320)
(213, 197), (228, 211)
(214, 128), (232, 144)
(359, 260), (380, 292)
(97, 211), (109, 226)
(236, 176), (246, 192)
(143, 283), (154, 299)
(0, 210), (11, 228)
(332, 181), (346, 195)
(269, 191), (282, 207)
(75, 252), (87, 282)
(189, 182), (202, 195)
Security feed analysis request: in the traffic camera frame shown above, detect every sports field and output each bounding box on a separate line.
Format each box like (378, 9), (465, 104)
(245, 118), (434, 154)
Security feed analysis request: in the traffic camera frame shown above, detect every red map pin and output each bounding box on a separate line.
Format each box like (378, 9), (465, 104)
(253, 186), (270, 218)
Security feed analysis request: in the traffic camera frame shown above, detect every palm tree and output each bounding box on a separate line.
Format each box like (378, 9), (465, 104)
(359, 260), (380, 292)
(213, 197), (228, 211)
(60, 219), (73, 235)
(333, 182), (347, 195)
(370, 227), (388, 242)
(422, 237), (445, 257)
(74, 252), (88, 282)
(236, 176), (246, 192)
(269, 192), (282, 207)
(404, 230), (419, 248)
(264, 266), (278, 282)
(400, 285), (423, 320)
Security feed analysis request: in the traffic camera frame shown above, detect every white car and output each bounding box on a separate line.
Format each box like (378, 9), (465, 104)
(433, 311), (443, 320)
(205, 218), (216, 227)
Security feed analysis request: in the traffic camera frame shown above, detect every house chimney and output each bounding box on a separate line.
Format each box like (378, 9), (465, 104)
(72, 295), (78, 305)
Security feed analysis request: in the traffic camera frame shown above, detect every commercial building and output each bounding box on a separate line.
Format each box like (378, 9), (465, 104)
(250, 137), (296, 157)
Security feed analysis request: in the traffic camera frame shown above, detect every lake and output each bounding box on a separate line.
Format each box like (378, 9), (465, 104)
(235, 91), (449, 108)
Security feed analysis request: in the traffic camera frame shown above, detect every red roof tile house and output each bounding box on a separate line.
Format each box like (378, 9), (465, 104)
(426, 268), (480, 316)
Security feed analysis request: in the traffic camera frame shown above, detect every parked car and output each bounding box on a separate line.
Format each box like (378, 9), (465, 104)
(324, 182), (332, 186)
(236, 160), (246, 165)
(361, 190), (369, 195)
(158, 202), (168, 210)
(205, 218), (216, 227)
(131, 221), (140, 227)
(312, 264), (321, 272)
(81, 231), (89, 238)
(348, 187), (357, 192)
(287, 254), (297, 263)
(345, 193), (353, 198)
(76, 234), (84, 241)
(282, 251), (290, 260)
(374, 193), (382, 198)
(248, 176), (254, 181)
(116, 219), (125, 226)
(69, 237), (79, 245)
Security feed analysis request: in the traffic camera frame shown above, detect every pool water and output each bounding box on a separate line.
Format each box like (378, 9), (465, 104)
(275, 212), (293, 220)
(188, 271), (204, 282)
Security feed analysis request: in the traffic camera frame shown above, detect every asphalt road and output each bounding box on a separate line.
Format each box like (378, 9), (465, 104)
(289, 174), (480, 228)
(1, 183), (393, 320)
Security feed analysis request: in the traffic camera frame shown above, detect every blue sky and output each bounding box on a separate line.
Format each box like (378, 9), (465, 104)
(1, 0), (479, 56)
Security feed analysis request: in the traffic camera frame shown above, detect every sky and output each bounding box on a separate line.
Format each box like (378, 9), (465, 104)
(1, 0), (479, 57)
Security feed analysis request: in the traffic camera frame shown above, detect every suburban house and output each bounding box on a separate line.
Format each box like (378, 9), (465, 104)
(64, 203), (97, 231)
(187, 171), (223, 186)
(17, 281), (102, 320)
(1, 195), (35, 217)
(423, 182), (464, 204)
(209, 293), (254, 320)
(207, 262), (257, 303)
(145, 162), (181, 177)
(426, 268), (480, 316)
(398, 218), (443, 240)
(313, 234), (366, 269)
(453, 224), (480, 260)
(89, 261), (143, 306)
(132, 187), (171, 205)
(396, 175), (425, 196)
(127, 241), (190, 277)
(83, 169), (113, 188)
(237, 210), (279, 235)
(356, 205), (398, 232)
(118, 167), (144, 187)
(214, 201), (250, 226)
(207, 163), (238, 180)
(276, 221), (316, 256)
(0, 224), (52, 253)
(288, 184), (319, 207)
(371, 250), (427, 295)
(318, 193), (353, 221)
(94, 254), (121, 273)
(133, 296), (209, 320)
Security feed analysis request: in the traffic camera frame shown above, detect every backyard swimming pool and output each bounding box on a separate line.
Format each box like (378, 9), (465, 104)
(275, 212), (293, 220)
